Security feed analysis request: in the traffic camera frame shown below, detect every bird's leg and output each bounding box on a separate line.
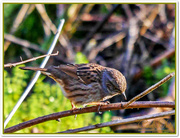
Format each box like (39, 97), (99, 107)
(71, 102), (77, 110)
(70, 102), (78, 119)
(105, 101), (110, 104)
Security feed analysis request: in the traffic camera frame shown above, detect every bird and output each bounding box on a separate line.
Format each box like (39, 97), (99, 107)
(20, 63), (127, 109)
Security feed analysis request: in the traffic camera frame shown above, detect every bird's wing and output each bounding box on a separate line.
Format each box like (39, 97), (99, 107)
(56, 63), (102, 84)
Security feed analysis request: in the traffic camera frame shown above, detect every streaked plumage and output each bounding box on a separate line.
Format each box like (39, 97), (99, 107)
(20, 63), (127, 109)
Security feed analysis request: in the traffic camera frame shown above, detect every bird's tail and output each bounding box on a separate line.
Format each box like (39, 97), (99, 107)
(19, 66), (47, 72)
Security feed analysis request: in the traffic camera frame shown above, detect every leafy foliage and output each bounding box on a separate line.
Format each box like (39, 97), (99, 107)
(143, 58), (175, 97)
(75, 52), (89, 64)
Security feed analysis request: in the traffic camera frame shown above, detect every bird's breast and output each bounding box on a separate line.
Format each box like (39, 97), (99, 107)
(62, 80), (105, 105)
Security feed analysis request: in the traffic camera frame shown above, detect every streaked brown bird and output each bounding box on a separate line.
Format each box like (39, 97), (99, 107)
(20, 63), (127, 109)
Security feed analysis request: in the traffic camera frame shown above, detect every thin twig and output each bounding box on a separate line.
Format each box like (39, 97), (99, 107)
(122, 4), (133, 19)
(121, 17), (139, 77)
(88, 32), (126, 61)
(35, 4), (57, 34)
(123, 72), (175, 108)
(10, 4), (31, 34)
(59, 110), (175, 133)
(4, 4), (33, 52)
(140, 4), (163, 36)
(4, 33), (46, 54)
(4, 19), (65, 129)
(35, 4), (75, 61)
(150, 48), (175, 67)
(4, 51), (59, 68)
(81, 4), (120, 51)
(4, 101), (175, 133)
(4, 33), (69, 64)
(133, 48), (175, 81)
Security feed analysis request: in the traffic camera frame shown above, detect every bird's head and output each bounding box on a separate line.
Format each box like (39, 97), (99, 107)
(104, 68), (127, 100)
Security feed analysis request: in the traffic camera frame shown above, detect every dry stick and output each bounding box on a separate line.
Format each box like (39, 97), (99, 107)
(122, 4), (133, 19)
(4, 51), (59, 68)
(35, 4), (57, 34)
(4, 33), (69, 64)
(150, 48), (175, 67)
(35, 4), (75, 61)
(10, 4), (31, 34)
(64, 4), (83, 35)
(69, 4), (95, 36)
(140, 4), (163, 36)
(81, 4), (120, 51)
(122, 17), (139, 78)
(59, 110), (175, 133)
(123, 72), (175, 108)
(4, 101), (175, 133)
(4, 4), (31, 52)
(4, 33), (46, 54)
(133, 48), (175, 80)
(88, 32), (126, 61)
(143, 33), (167, 47)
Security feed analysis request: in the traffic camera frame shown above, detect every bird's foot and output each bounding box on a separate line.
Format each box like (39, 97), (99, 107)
(70, 102), (77, 110)
(83, 101), (110, 113)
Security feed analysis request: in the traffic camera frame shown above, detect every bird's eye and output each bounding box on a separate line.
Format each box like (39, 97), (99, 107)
(106, 83), (113, 91)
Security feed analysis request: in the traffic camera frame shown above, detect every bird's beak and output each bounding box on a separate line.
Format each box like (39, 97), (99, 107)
(122, 92), (127, 100)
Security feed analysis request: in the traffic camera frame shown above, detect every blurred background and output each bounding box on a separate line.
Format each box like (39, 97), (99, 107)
(4, 4), (175, 133)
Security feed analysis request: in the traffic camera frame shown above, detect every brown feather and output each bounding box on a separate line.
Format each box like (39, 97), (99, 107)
(54, 64), (79, 80)
(19, 67), (47, 72)
(54, 63), (104, 84)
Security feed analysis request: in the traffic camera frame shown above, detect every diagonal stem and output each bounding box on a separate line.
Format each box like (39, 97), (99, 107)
(123, 72), (175, 108)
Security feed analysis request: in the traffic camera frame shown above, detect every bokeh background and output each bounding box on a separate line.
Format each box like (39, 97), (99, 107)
(4, 4), (175, 133)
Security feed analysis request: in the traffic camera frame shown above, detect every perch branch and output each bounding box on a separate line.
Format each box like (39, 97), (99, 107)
(123, 72), (175, 108)
(4, 101), (175, 133)
(4, 51), (59, 68)
(59, 110), (175, 133)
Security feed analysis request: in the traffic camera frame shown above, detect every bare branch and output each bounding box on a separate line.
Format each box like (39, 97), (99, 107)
(4, 51), (59, 68)
(123, 72), (175, 108)
(35, 4), (75, 61)
(133, 48), (175, 80)
(59, 110), (175, 133)
(4, 33), (46, 54)
(140, 4), (163, 36)
(4, 101), (175, 133)
(35, 4), (57, 34)
(88, 32), (126, 61)
(4, 4), (34, 52)
(150, 48), (175, 67)
(81, 4), (120, 51)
